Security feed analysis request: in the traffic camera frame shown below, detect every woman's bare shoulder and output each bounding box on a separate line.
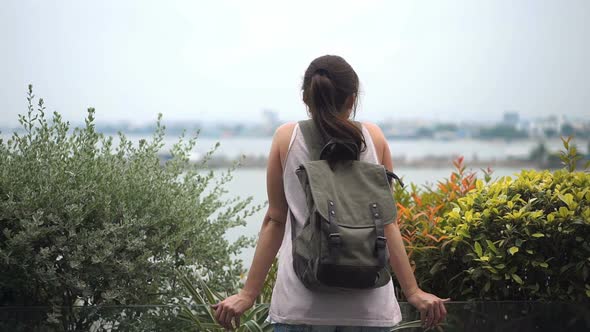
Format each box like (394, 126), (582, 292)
(274, 122), (297, 144)
(275, 122), (297, 136)
(273, 122), (297, 160)
(361, 121), (391, 166)
(361, 121), (386, 143)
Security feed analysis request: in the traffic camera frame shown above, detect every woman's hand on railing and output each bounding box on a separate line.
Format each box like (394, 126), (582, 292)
(212, 291), (256, 330)
(406, 288), (450, 330)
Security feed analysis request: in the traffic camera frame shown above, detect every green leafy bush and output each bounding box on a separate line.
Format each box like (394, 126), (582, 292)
(439, 169), (590, 301)
(394, 156), (590, 302)
(0, 86), (261, 330)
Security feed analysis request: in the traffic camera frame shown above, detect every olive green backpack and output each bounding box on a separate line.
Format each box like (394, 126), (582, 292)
(292, 120), (404, 291)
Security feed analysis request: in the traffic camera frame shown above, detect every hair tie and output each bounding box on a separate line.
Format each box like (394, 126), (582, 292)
(314, 68), (331, 79)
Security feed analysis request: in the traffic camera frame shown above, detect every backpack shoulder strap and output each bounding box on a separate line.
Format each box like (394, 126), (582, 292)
(298, 119), (364, 161)
(298, 119), (324, 161)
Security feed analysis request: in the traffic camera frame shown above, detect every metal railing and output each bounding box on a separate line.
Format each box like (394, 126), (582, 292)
(0, 301), (588, 331)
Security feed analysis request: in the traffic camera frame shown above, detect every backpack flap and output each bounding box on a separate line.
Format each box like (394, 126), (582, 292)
(298, 160), (397, 227)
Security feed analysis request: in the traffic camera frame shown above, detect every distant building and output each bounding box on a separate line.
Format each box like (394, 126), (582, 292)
(502, 111), (520, 127)
(261, 109), (280, 135)
(526, 115), (568, 138)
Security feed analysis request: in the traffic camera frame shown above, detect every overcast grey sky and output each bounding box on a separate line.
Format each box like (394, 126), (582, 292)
(1, 0), (589, 126)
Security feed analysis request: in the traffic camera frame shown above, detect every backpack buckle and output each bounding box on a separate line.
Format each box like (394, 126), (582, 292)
(329, 233), (342, 246)
(375, 236), (387, 249)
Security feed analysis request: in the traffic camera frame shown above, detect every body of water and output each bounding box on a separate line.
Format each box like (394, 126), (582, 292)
(134, 136), (585, 162)
(4, 132), (586, 162)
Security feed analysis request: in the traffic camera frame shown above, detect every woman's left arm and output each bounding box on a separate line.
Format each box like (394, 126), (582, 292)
(364, 122), (450, 330)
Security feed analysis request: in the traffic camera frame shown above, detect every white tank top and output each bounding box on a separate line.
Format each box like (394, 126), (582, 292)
(268, 123), (403, 327)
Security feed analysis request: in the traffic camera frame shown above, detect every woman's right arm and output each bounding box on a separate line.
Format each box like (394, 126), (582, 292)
(212, 123), (293, 330)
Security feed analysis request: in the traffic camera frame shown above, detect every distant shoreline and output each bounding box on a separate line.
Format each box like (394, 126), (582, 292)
(158, 152), (562, 170)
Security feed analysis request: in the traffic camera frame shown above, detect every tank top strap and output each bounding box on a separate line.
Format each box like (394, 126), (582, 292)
(285, 121), (379, 167)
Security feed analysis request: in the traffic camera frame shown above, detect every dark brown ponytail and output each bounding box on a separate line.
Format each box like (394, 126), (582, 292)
(302, 55), (366, 158)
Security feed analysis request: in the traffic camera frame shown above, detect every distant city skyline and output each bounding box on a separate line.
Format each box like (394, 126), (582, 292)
(2, 108), (587, 130)
(1, 0), (589, 127)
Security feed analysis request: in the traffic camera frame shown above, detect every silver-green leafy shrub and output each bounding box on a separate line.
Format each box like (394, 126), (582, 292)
(0, 86), (261, 330)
